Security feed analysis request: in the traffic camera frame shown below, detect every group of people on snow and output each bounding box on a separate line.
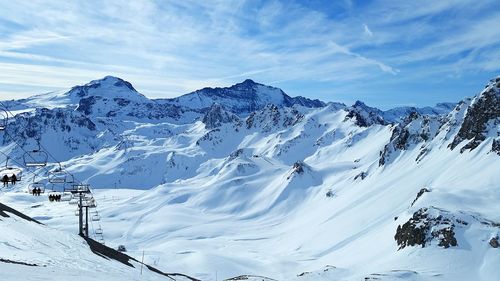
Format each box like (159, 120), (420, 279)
(1, 174), (17, 187)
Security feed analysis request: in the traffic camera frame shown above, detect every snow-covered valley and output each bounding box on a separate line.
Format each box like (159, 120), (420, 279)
(1, 76), (499, 280)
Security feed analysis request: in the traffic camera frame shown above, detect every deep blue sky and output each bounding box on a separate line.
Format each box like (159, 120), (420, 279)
(0, 0), (499, 109)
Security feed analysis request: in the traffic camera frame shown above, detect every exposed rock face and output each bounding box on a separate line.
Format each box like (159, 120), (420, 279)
(411, 188), (430, 206)
(354, 172), (367, 180)
(286, 161), (308, 180)
(379, 112), (441, 166)
(490, 237), (499, 248)
(395, 207), (466, 249)
(245, 105), (304, 132)
(345, 101), (386, 127)
(201, 103), (240, 129)
(449, 79), (500, 152)
(493, 138), (500, 155)
(292, 161), (305, 174)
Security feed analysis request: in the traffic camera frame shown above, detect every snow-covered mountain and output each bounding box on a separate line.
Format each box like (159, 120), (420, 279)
(162, 79), (325, 115)
(0, 76), (499, 280)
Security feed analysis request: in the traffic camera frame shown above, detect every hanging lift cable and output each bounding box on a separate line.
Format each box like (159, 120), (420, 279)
(0, 101), (80, 184)
(0, 102), (105, 242)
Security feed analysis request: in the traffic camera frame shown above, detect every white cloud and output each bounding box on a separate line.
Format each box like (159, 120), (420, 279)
(0, 0), (498, 105)
(363, 24), (373, 37)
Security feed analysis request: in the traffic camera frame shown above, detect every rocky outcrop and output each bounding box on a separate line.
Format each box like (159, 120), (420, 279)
(202, 103), (240, 129)
(245, 105), (304, 132)
(379, 112), (442, 166)
(345, 101), (386, 127)
(411, 188), (430, 206)
(354, 171), (367, 180)
(449, 78), (500, 153)
(395, 207), (466, 249)
(490, 237), (499, 248)
(492, 138), (500, 155)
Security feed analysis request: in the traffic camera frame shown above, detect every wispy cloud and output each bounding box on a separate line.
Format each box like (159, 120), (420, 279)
(0, 0), (499, 108)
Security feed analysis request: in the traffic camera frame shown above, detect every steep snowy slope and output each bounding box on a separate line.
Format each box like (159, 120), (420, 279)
(1, 76), (499, 281)
(0, 202), (197, 281)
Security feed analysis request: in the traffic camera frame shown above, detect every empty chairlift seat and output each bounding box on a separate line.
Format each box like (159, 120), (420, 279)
(65, 184), (91, 194)
(48, 167), (74, 184)
(60, 192), (72, 202)
(95, 228), (103, 235)
(23, 149), (48, 167)
(92, 213), (101, 221)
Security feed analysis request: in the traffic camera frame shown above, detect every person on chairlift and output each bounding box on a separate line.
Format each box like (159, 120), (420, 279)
(2, 174), (8, 187)
(10, 174), (17, 185)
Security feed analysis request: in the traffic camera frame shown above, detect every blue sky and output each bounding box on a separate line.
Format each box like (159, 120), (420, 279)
(0, 0), (499, 109)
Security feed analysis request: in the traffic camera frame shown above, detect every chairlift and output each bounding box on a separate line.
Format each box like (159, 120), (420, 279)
(23, 143), (48, 167)
(86, 198), (97, 208)
(0, 157), (22, 185)
(69, 197), (78, 205)
(95, 228), (103, 235)
(65, 184), (90, 194)
(48, 165), (74, 184)
(92, 214), (101, 221)
(75, 209), (80, 216)
(0, 109), (7, 130)
(60, 192), (72, 202)
(28, 178), (45, 194)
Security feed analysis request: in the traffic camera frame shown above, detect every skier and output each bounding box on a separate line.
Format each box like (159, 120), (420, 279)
(2, 175), (8, 187)
(10, 174), (17, 185)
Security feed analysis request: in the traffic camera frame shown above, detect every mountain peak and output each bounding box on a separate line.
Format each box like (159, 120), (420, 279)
(229, 79), (263, 90)
(241, 78), (257, 85)
(67, 76), (147, 102)
(85, 76), (137, 92)
(169, 79), (324, 115)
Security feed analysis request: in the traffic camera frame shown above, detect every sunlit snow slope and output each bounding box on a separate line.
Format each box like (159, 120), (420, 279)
(1, 76), (499, 281)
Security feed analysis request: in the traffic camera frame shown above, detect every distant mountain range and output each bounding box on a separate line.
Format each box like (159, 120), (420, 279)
(0, 75), (499, 280)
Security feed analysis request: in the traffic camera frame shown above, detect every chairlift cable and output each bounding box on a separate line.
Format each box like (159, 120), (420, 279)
(1, 101), (104, 243)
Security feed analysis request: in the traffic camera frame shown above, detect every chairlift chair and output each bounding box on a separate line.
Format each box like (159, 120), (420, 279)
(28, 181), (45, 194)
(66, 184), (90, 194)
(48, 166), (74, 184)
(60, 193), (72, 201)
(92, 213), (101, 221)
(95, 228), (103, 235)
(0, 109), (7, 130)
(0, 157), (22, 184)
(23, 149), (48, 167)
(86, 198), (97, 208)
(69, 197), (78, 205)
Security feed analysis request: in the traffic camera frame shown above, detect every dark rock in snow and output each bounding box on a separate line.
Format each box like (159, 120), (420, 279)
(492, 138), (500, 155)
(449, 81), (500, 153)
(411, 188), (430, 206)
(489, 237), (499, 248)
(292, 161), (305, 174)
(202, 103), (240, 129)
(395, 207), (464, 249)
(354, 171), (367, 180)
(345, 101), (386, 127)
